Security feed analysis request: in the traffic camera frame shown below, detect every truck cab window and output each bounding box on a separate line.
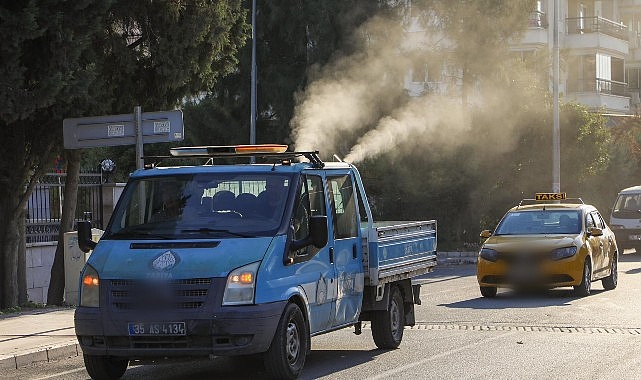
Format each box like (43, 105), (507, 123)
(328, 175), (358, 239)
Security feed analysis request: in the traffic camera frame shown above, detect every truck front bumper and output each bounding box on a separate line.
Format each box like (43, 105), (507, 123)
(75, 301), (285, 358)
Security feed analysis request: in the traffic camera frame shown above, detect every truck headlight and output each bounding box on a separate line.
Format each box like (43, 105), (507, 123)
(551, 246), (577, 261)
(223, 262), (260, 306)
(479, 248), (499, 262)
(79, 265), (100, 307)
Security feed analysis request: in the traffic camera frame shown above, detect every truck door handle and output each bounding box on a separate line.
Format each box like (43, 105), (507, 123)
(329, 247), (334, 264)
(352, 244), (357, 259)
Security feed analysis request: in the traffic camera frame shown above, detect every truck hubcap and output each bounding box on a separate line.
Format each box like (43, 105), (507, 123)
(390, 299), (400, 336)
(286, 321), (300, 363)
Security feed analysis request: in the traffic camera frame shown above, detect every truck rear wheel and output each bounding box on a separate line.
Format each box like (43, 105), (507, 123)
(264, 302), (308, 380)
(371, 286), (404, 349)
(83, 354), (128, 380)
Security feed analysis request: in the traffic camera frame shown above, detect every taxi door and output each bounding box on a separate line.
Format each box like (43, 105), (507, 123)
(326, 172), (364, 328)
(593, 211), (614, 276)
(585, 212), (605, 273)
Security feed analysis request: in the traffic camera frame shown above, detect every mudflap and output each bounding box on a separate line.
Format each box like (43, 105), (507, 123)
(360, 279), (418, 326)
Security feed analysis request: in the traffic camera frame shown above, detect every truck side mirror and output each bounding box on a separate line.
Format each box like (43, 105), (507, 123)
(289, 215), (328, 253)
(479, 230), (492, 239)
(309, 215), (328, 248)
(77, 220), (97, 253)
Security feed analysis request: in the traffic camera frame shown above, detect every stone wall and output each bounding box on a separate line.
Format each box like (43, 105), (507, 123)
(25, 242), (57, 304)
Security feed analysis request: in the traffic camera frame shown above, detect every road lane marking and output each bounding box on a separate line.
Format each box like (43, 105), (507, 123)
(360, 322), (641, 335)
(368, 330), (517, 379)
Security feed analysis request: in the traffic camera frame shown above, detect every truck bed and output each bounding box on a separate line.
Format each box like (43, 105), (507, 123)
(363, 220), (437, 286)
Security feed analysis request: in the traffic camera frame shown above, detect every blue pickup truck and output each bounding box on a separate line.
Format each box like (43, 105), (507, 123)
(74, 145), (437, 380)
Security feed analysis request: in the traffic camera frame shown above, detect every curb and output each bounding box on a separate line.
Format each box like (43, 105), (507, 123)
(0, 341), (80, 370)
(437, 251), (477, 265)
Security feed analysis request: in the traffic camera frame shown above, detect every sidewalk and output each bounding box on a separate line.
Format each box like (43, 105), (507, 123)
(0, 308), (79, 370)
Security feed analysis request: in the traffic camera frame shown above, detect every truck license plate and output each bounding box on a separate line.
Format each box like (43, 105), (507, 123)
(128, 322), (186, 336)
(629, 235), (641, 241)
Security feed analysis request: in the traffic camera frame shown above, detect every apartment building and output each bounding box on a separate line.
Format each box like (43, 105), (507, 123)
(405, 0), (641, 115)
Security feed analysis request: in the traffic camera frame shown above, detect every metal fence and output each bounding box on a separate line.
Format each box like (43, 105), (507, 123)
(26, 172), (104, 244)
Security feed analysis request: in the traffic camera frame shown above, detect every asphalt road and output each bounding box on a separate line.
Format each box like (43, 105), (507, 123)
(6, 250), (641, 380)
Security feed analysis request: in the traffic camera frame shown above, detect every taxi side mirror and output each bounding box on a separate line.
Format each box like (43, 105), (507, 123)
(480, 230), (492, 239)
(590, 227), (603, 237)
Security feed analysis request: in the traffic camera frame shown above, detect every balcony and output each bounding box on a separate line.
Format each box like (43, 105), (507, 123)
(565, 17), (629, 55)
(516, 11), (549, 47)
(567, 78), (630, 113)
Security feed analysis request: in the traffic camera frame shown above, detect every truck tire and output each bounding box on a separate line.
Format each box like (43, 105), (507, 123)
(264, 303), (308, 380)
(371, 286), (404, 349)
(83, 354), (128, 380)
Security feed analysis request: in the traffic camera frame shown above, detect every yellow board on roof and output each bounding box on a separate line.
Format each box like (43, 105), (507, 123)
(535, 192), (566, 201)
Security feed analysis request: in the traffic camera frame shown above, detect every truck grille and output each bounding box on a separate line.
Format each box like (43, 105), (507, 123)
(109, 278), (212, 311)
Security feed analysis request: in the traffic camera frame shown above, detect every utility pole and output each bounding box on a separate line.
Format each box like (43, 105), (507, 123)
(250, 0), (257, 147)
(552, 0), (561, 193)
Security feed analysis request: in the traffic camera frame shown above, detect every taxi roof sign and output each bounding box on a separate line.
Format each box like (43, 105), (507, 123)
(535, 192), (566, 201)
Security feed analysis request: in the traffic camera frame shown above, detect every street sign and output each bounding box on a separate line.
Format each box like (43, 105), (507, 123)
(63, 110), (184, 149)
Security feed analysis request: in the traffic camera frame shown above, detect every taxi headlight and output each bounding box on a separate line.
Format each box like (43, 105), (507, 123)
(551, 246), (577, 261)
(479, 248), (499, 262)
(223, 261), (260, 306)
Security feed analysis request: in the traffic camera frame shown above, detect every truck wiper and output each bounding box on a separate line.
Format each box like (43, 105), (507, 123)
(108, 229), (174, 240)
(181, 228), (251, 238)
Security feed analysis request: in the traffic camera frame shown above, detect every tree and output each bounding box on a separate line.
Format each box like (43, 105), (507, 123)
(0, 1), (249, 308)
(413, 0), (535, 103)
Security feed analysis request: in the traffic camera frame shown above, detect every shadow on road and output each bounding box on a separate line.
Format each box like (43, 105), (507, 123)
(438, 288), (607, 310)
(120, 348), (384, 380)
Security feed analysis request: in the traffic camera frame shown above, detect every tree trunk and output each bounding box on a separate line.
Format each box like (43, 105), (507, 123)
(47, 150), (81, 306)
(0, 194), (24, 308)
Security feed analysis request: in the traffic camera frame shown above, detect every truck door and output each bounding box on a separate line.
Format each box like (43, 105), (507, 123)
(326, 173), (364, 328)
(290, 173), (334, 333)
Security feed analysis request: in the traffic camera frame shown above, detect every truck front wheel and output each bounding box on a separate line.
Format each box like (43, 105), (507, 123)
(83, 354), (128, 380)
(264, 302), (308, 379)
(371, 285), (404, 349)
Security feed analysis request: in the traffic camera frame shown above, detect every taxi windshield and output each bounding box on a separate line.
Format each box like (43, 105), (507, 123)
(494, 210), (581, 235)
(104, 172), (292, 239)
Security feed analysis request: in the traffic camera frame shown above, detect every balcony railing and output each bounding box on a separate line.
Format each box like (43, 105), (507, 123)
(568, 78), (627, 97)
(566, 16), (628, 40)
(528, 11), (547, 28)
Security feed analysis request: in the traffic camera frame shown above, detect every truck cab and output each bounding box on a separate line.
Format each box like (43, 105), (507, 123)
(75, 145), (437, 380)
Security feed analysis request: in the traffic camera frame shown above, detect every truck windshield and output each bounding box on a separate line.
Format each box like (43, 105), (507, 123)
(494, 210), (581, 235)
(104, 173), (292, 239)
(611, 193), (641, 218)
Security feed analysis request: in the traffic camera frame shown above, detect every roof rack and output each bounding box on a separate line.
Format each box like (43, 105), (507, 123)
(142, 144), (325, 169)
(517, 197), (584, 208)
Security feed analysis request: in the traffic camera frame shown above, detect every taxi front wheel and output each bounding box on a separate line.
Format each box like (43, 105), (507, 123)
(480, 286), (497, 298)
(573, 260), (591, 297)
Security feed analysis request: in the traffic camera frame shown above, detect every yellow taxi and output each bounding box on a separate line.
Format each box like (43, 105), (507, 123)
(477, 193), (618, 297)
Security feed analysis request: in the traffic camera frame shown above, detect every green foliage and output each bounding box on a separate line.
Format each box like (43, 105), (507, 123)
(0, 1), (250, 307)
